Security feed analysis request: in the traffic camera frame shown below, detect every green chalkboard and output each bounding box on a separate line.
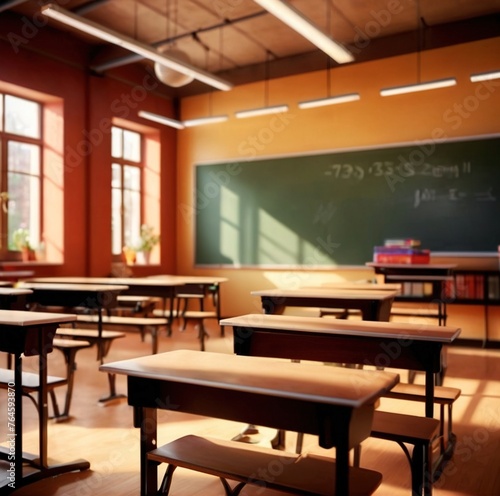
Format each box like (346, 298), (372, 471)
(195, 136), (500, 266)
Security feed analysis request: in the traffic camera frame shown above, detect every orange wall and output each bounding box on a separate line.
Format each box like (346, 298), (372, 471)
(0, 21), (178, 276)
(177, 37), (500, 333)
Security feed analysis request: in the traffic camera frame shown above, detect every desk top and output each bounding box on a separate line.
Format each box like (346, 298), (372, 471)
(251, 287), (397, 301)
(0, 287), (32, 296)
(101, 349), (399, 408)
(367, 263), (456, 270)
(0, 309), (76, 326)
(220, 313), (461, 343)
(384, 274), (454, 282)
(27, 276), (227, 287)
(147, 274), (228, 284)
(20, 282), (129, 292)
(0, 270), (34, 280)
(318, 282), (402, 292)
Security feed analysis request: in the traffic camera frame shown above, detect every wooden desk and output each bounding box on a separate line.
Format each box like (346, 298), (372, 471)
(252, 288), (397, 321)
(318, 282), (402, 292)
(20, 282), (129, 401)
(222, 314), (460, 496)
(148, 274), (228, 333)
(221, 313), (461, 418)
(0, 310), (89, 494)
(26, 277), (187, 333)
(100, 349), (398, 496)
(367, 263), (456, 326)
(0, 288), (32, 310)
(0, 270), (34, 282)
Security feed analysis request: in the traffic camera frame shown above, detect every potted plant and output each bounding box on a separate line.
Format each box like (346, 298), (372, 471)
(136, 224), (160, 264)
(12, 227), (36, 261)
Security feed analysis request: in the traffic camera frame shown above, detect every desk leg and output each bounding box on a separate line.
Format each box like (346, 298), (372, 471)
(335, 428), (350, 495)
(373, 298), (393, 322)
(168, 292), (175, 336)
(14, 353), (23, 488)
(425, 370), (434, 418)
(162, 294), (175, 337)
(97, 308), (104, 364)
(38, 333), (49, 469)
(6, 340), (90, 493)
(95, 308), (126, 404)
(135, 406), (157, 496)
(260, 297), (285, 315)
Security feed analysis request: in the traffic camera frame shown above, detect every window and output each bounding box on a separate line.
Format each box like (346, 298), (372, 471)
(0, 93), (42, 253)
(111, 126), (143, 255)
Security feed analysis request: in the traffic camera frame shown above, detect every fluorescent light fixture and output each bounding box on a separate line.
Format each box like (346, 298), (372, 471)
(41, 3), (233, 91)
(380, 77), (457, 96)
(183, 115), (229, 127)
(298, 92), (360, 109)
(138, 110), (184, 129)
(470, 70), (500, 82)
(252, 0), (353, 64)
(235, 104), (289, 119)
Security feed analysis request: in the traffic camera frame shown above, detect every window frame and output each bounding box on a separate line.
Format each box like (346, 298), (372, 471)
(111, 125), (145, 256)
(0, 91), (43, 258)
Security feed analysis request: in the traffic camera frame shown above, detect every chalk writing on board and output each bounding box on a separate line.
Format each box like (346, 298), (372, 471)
(325, 161), (472, 180)
(414, 188), (497, 207)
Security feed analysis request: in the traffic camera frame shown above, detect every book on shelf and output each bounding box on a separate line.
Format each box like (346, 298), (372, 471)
(383, 238), (421, 247)
(488, 275), (500, 300)
(373, 245), (430, 264)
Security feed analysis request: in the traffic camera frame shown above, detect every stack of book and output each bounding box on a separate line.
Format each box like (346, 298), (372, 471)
(373, 239), (430, 264)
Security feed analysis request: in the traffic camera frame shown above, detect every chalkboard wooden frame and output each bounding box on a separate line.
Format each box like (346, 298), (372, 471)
(194, 134), (500, 267)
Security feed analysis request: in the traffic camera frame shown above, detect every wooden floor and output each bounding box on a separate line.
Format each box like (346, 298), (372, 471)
(1, 317), (500, 496)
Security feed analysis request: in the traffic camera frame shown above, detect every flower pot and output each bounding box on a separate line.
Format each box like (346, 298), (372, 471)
(21, 247), (36, 262)
(122, 246), (137, 265)
(136, 250), (151, 265)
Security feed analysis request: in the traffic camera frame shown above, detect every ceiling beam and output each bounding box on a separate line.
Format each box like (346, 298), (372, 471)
(174, 14), (500, 97)
(90, 10), (268, 73)
(74, 0), (112, 16)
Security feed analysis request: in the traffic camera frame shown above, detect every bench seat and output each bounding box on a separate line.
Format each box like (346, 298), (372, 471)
(2, 338), (91, 421)
(153, 309), (217, 351)
(51, 338), (92, 420)
(0, 367), (66, 392)
(56, 327), (125, 360)
(148, 434), (382, 496)
(114, 295), (157, 316)
(56, 327), (126, 403)
(0, 367), (67, 420)
(358, 411), (440, 496)
(74, 315), (167, 354)
(384, 383), (460, 475)
(390, 307), (441, 318)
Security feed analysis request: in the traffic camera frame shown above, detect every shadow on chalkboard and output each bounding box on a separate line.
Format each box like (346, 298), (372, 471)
(195, 136), (500, 266)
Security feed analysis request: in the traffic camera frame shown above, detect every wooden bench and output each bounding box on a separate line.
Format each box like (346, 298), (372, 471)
(50, 338), (91, 420)
(1, 338), (91, 421)
(74, 314), (168, 354)
(56, 327), (126, 403)
(357, 411), (439, 496)
(293, 410), (439, 496)
(56, 327), (125, 360)
(153, 309), (217, 351)
(319, 308), (361, 318)
(174, 282), (223, 336)
(384, 382), (461, 462)
(147, 434), (383, 496)
(114, 295), (157, 316)
(390, 306), (441, 320)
